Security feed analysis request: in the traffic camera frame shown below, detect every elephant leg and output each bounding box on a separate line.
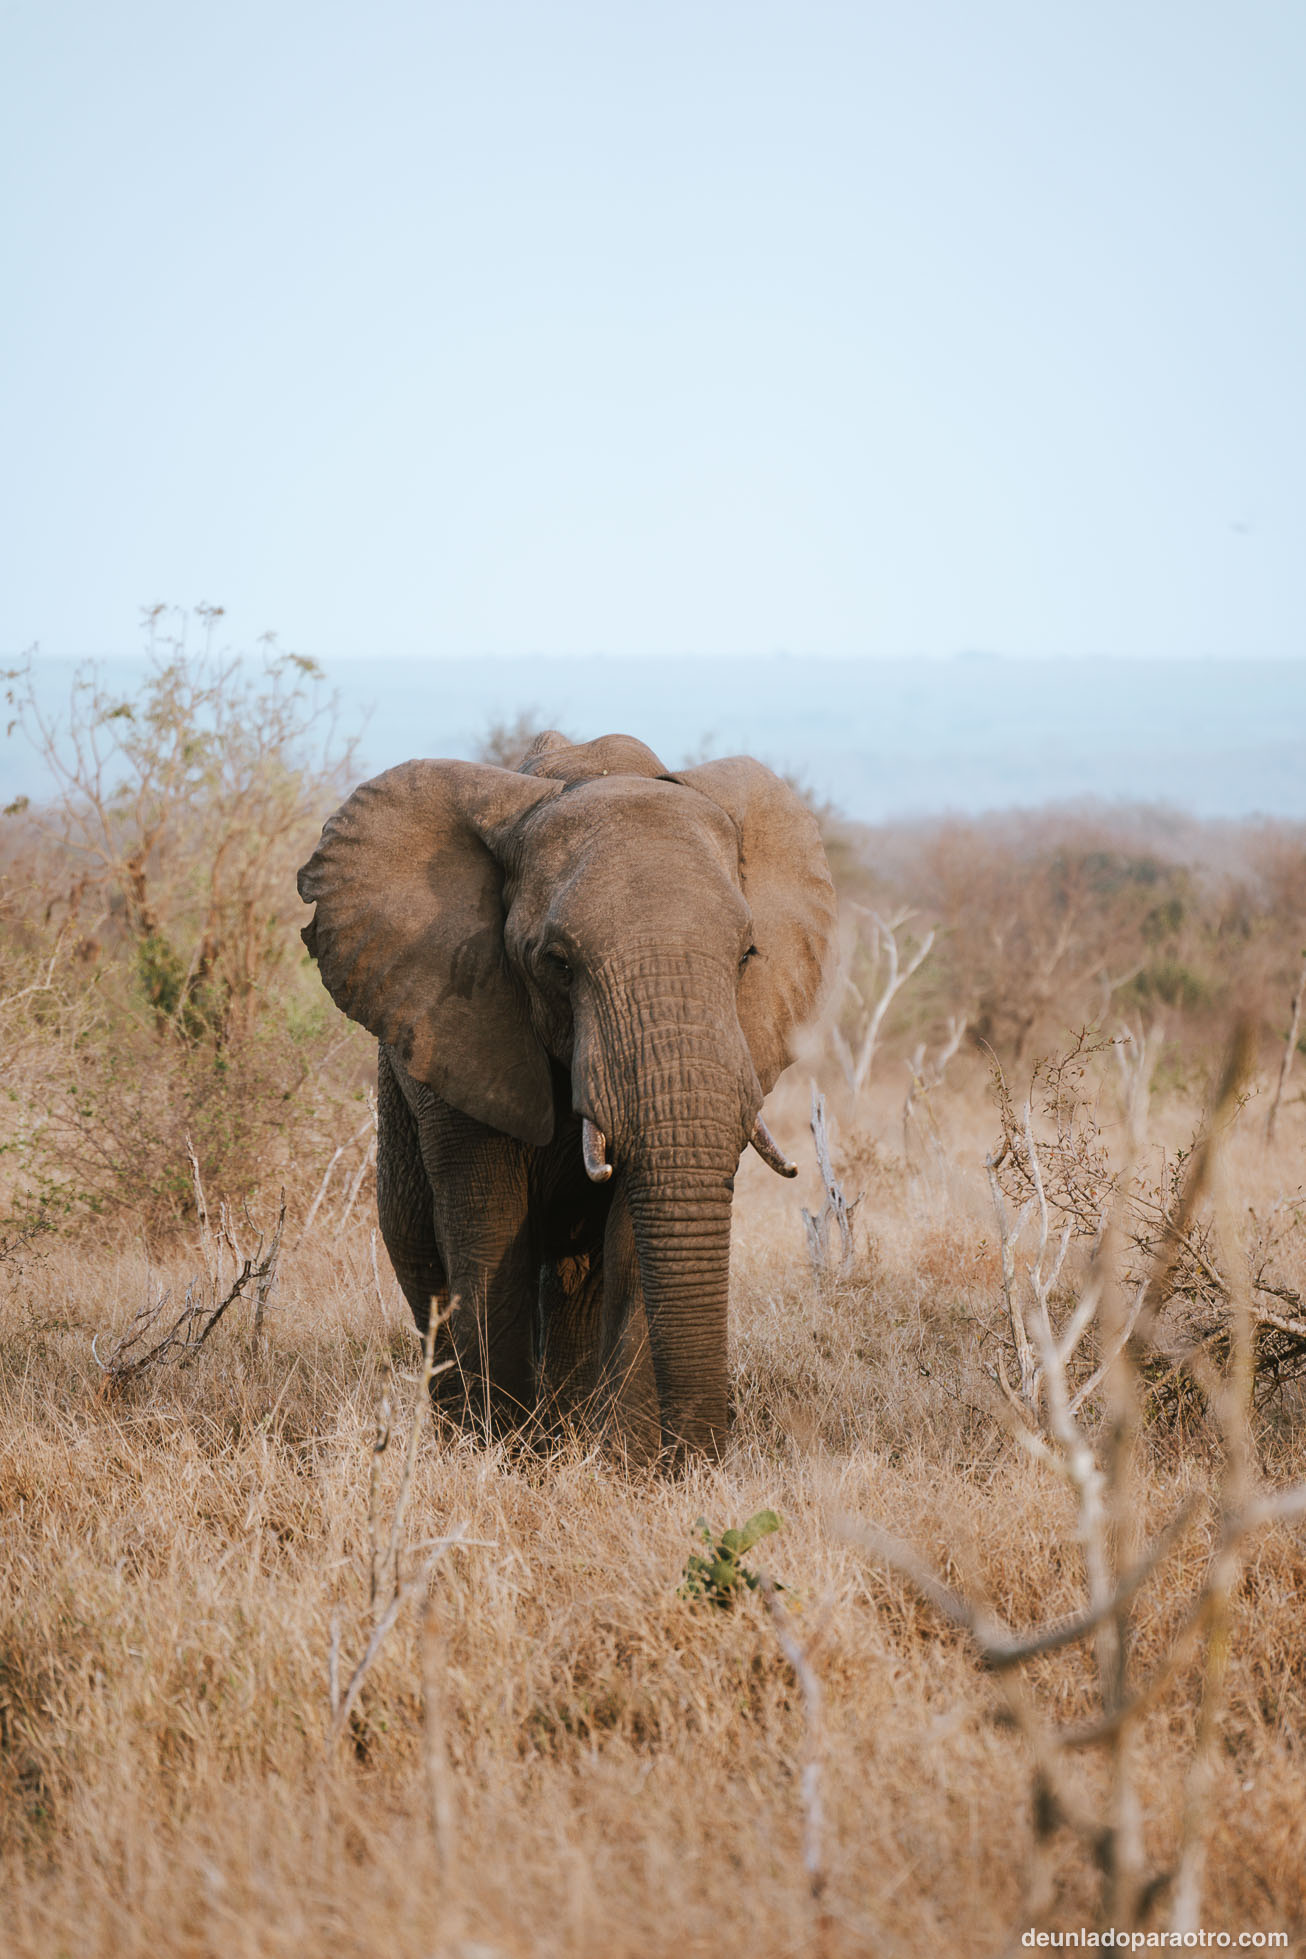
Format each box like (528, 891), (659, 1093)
(593, 1186), (660, 1467)
(419, 1107), (538, 1435)
(534, 1123), (623, 1432)
(537, 1246), (607, 1423)
(376, 1044), (447, 1336)
(379, 1047), (535, 1435)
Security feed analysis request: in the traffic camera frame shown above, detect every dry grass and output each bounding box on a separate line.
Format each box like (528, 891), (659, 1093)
(3, 1067), (1305, 1958)
(6, 661), (1304, 1953)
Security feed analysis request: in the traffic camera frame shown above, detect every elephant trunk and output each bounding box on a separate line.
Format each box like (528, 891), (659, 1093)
(623, 1158), (737, 1459)
(576, 945), (759, 1461)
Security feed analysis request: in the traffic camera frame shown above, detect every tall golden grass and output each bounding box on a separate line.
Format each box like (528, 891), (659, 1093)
(3, 653), (1305, 1952)
(3, 1059), (1304, 1956)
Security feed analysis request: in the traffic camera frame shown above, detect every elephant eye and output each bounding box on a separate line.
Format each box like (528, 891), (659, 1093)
(740, 943), (758, 968)
(543, 949), (573, 983)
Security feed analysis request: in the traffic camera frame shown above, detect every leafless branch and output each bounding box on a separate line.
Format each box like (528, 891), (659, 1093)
(329, 1526), (468, 1745)
(327, 1306), (477, 1750)
(92, 1180), (286, 1388)
(837, 906), (936, 1096)
(297, 1117), (372, 1246)
(843, 1021), (1304, 1936)
(838, 1497), (1201, 1673)
(421, 1594), (456, 1885)
(903, 1012), (967, 1162)
(334, 1137), (376, 1239)
(801, 1083), (861, 1280)
(1265, 949), (1306, 1145)
(757, 1573), (829, 1950)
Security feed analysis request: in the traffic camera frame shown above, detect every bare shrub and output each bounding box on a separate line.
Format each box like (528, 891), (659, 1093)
(93, 1163), (286, 1389)
(830, 905), (935, 1095)
(327, 1312), (471, 1748)
(822, 807), (1306, 1084)
(987, 1031), (1306, 1410)
(473, 709), (569, 769)
(7, 616), (354, 1042)
(845, 1023), (1306, 1937)
(1, 620), (372, 1231)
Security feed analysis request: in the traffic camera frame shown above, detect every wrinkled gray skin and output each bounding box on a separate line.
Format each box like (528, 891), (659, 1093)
(297, 732), (836, 1465)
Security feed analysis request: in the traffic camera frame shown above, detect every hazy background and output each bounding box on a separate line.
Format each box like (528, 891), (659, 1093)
(3, 2), (1303, 812)
(8, 651), (1305, 822)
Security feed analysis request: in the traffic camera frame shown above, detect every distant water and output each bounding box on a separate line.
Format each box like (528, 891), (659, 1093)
(6, 655), (1305, 823)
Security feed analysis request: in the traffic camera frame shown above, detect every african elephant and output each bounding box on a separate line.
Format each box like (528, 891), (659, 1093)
(297, 731), (836, 1463)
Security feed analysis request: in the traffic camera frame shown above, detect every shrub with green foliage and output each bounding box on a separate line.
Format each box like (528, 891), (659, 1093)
(1, 615), (372, 1234)
(680, 1511), (784, 1608)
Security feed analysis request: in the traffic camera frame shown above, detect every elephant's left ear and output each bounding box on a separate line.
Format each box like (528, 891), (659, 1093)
(670, 758), (838, 1093)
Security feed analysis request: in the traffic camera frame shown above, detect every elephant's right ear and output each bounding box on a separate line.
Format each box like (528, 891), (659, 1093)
(669, 757), (838, 1094)
(298, 761), (562, 1146)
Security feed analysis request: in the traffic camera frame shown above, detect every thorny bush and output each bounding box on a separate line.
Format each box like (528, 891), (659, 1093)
(989, 1032), (1306, 1412)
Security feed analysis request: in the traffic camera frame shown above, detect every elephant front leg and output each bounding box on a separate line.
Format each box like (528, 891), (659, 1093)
(537, 1246), (606, 1429)
(423, 1110), (538, 1438)
(435, 1235), (539, 1436)
(376, 1044), (448, 1338)
(593, 1186), (660, 1467)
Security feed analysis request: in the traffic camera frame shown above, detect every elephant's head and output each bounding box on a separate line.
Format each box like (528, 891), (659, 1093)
(297, 732), (836, 1455)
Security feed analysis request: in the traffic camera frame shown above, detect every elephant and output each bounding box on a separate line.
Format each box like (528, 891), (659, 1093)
(297, 730), (836, 1464)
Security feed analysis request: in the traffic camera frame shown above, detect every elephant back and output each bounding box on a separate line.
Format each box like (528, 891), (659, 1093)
(518, 732), (669, 783)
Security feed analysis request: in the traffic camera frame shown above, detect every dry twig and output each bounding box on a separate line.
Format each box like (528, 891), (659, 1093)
(298, 1116), (372, 1246)
(421, 1595), (456, 1883)
(903, 1011), (967, 1163)
(756, 1573), (830, 1953)
(801, 1083), (861, 1280)
(1265, 948), (1306, 1146)
(846, 1022), (1306, 1936)
(327, 1307), (479, 1748)
(832, 906), (935, 1097)
(93, 1154), (285, 1387)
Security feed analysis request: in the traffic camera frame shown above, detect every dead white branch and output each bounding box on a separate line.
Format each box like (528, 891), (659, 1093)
(334, 1136), (376, 1239)
(904, 1011), (967, 1122)
(801, 1083), (861, 1279)
(327, 1306), (481, 1749)
(329, 1526), (468, 1744)
(0, 924), (71, 1017)
(986, 1148), (1039, 1417)
(370, 1228), (393, 1318)
(838, 1498), (1200, 1673)
(297, 1116), (371, 1246)
(1265, 948), (1306, 1145)
(756, 1573), (829, 1947)
(844, 1024), (1306, 1935)
(837, 906), (936, 1096)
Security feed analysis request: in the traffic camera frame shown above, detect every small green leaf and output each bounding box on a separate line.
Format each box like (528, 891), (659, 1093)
(721, 1510), (782, 1558)
(679, 1510), (785, 1608)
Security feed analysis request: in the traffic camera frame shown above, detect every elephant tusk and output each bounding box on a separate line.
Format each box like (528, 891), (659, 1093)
(581, 1118), (613, 1183)
(749, 1115), (797, 1178)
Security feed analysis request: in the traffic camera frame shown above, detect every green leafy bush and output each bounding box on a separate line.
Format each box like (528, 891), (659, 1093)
(680, 1511), (783, 1608)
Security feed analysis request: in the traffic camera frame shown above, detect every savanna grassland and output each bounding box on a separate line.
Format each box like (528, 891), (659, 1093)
(3, 650), (1306, 1957)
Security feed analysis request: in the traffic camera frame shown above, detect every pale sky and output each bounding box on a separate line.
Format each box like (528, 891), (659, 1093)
(3, 1), (1304, 662)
